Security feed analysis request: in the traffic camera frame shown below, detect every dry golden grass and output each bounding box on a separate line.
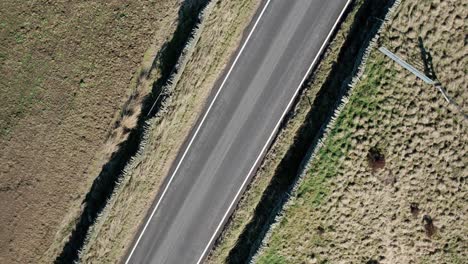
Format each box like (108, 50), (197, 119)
(78, 0), (261, 262)
(0, 1), (180, 263)
(257, 0), (467, 263)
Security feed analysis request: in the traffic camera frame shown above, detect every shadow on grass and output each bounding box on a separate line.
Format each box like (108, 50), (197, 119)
(54, 1), (209, 263)
(418, 36), (438, 81)
(223, 0), (395, 263)
(418, 36), (467, 119)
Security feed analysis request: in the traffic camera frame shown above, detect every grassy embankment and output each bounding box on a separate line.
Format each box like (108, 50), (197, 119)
(77, 0), (262, 263)
(257, 0), (467, 263)
(0, 1), (181, 263)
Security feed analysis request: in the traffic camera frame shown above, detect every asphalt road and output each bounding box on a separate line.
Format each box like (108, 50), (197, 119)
(126, 0), (350, 263)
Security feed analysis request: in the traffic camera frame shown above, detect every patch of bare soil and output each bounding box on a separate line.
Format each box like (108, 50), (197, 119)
(257, 0), (467, 263)
(0, 1), (180, 263)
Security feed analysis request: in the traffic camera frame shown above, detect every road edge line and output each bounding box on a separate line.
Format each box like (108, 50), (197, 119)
(195, 1), (353, 263)
(124, 1), (273, 263)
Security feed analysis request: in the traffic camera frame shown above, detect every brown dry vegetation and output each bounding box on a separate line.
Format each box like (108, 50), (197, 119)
(77, 0), (262, 263)
(257, 0), (467, 263)
(0, 1), (181, 263)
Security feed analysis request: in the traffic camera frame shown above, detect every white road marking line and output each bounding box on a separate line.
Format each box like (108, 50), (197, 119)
(124, 1), (273, 263)
(195, 1), (352, 263)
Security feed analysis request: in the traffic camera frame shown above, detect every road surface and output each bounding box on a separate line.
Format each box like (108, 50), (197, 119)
(126, 0), (350, 263)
